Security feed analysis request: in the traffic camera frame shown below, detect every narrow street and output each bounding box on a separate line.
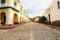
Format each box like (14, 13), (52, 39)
(0, 22), (60, 40)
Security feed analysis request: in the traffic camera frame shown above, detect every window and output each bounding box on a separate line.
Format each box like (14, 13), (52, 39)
(14, 2), (17, 6)
(58, 1), (60, 8)
(1, 0), (5, 3)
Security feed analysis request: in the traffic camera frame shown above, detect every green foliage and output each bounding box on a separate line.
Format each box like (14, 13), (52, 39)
(39, 16), (47, 23)
(29, 18), (34, 22)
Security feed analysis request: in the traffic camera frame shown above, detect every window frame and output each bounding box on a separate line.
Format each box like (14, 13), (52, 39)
(14, 2), (17, 7)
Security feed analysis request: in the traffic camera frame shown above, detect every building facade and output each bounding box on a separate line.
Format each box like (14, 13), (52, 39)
(0, 0), (29, 25)
(43, 0), (60, 23)
(20, 5), (29, 23)
(33, 16), (40, 22)
(43, 4), (53, 22)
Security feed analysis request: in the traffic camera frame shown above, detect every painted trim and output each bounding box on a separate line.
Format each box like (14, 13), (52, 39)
(0, 6), (20, 12)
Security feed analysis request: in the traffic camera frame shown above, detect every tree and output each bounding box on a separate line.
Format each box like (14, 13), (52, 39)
(39, 16), (47, 23)
(29, 18), (34, 22)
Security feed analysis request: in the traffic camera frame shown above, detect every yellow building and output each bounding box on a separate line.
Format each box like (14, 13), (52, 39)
(0, 0), (29, 25)
(43, 0), (60, 23)
(20, 5), (29, 23)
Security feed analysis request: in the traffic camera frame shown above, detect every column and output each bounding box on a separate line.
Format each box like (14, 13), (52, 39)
(18, 12), (20, 24)
(7, 8), (13, 25)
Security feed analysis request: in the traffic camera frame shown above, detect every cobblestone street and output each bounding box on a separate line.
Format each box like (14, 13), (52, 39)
(0, 22), (60, 40)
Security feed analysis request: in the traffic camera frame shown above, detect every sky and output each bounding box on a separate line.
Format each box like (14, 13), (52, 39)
(20, 0), (52, 18)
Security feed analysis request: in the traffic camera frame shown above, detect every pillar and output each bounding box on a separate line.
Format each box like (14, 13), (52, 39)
(18, 12), (20, 24)
(6, 8), (13, 25)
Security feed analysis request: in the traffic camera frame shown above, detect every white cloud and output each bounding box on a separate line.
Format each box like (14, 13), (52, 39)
(20, 0), (33, 9)
(20, 0), (52, 18)
(28, 10), (45, 18)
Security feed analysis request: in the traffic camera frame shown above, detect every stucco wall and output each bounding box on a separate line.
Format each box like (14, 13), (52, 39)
(43, 0), (60, 23)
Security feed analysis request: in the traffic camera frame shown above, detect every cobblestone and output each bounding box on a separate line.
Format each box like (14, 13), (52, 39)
(0, 22), (59, 40)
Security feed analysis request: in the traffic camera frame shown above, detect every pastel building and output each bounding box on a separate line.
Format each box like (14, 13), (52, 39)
(33, 16), (40, 22)
(20, 5), (29, 23)
(0, 0), (29, 25)
(43, 4), (53, 22)
(43, 0), (60, 23)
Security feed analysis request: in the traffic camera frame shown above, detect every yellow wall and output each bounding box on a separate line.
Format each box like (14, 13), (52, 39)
(0, 9), (9, 24)
(0, 0), (29, 25)
(0, 0), (20, 10)
(12, 10), (19, 23)
(0, 9), (20, 24)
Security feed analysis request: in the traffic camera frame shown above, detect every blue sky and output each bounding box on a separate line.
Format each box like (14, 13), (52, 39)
(20, 0), (52, 18)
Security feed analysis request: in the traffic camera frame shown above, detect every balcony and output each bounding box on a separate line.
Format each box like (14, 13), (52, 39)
(0, 3), (20, 11)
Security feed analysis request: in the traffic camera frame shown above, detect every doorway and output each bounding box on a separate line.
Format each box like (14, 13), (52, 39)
(1, 12), (6, 25)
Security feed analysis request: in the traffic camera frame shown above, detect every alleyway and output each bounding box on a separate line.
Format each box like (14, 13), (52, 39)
(0, 22), (60, 40)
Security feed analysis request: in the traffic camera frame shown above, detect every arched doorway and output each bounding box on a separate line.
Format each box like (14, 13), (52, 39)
(13, 13), (18, 24)
(1, 12), (6, 25)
